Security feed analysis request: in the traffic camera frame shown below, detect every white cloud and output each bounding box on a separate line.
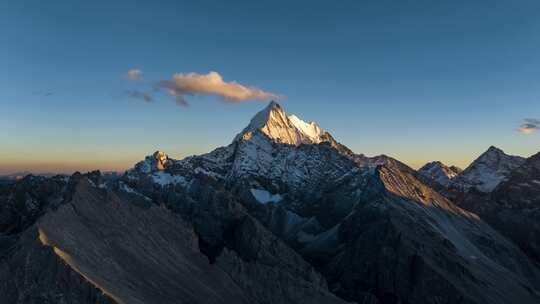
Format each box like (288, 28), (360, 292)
(157, 71), (282, 104)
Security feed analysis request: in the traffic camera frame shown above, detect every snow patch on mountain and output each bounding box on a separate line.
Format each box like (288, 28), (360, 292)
(152, 171), (187, 186)
(119, 182), (152, 201)
(250, 188), (282, 204)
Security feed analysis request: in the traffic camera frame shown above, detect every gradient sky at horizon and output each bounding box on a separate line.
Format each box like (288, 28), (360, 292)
(1, 0), (539, 174)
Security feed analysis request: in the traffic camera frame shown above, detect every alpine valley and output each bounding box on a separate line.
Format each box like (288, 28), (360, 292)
(1, 102), (539, 304)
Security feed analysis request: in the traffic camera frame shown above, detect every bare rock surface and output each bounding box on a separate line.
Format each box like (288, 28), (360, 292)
(0, 174), (346, 304)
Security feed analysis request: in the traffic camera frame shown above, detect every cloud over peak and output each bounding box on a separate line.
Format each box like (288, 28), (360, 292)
(157, 71), (281, 104)
(124, 70), (282, 107)
(518, 118), (540, 134)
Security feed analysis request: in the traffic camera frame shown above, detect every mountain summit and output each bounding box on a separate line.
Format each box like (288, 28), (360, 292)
(418, 161), (462, 187)
(235, 101), (337, 146)
(451, 146), (526, 192)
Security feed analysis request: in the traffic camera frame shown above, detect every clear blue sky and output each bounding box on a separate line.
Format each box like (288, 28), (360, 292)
(1, 0), (539, 174)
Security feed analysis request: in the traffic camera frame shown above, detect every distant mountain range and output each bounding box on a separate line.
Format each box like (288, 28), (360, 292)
(418, 146), (527, 192)
(0, 171), (120, 182)
(1, 102), (539, 304)
(0, 172), (57, 181)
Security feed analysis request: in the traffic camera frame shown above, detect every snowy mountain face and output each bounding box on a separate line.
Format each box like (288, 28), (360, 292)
(128, 101), (404, 201)
(235, 101), (333, 146)
(451, 146), (526, 192)
(418, 161), (462, 187)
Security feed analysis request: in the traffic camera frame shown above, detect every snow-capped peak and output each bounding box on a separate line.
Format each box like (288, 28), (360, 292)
(451, 146), (526, 192)
(287, 114), (325, 142)
(153, 151), (168, 170)
(418, 161), (461, 187)
(242, 101), (284, 132)
(235, 101), (331, 145)
(472, 146), (524, 169)
(133, 150), (169, 173)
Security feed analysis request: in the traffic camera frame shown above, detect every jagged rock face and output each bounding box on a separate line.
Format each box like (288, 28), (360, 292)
(492, 152), (540, 209)
(451, 146), (526, 193)
(418, 161), (462, 187)
(230, 133), (360, 201)
(34, 179), (250, 304)
(0, 174), (115, 304)
(457, 152), (540, 264)
(449, 165), (463, 174)
(0, 173), (347, 304)
(0, 175), (68, 234)
(312, 165), (540, 304)
(0, 227), (115, 304)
